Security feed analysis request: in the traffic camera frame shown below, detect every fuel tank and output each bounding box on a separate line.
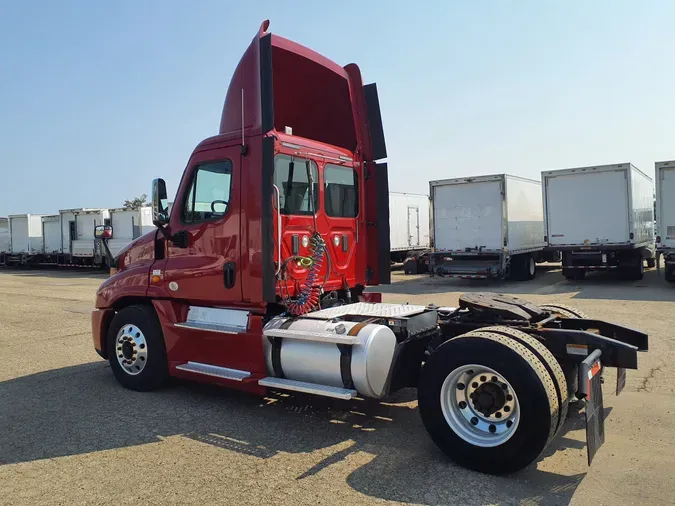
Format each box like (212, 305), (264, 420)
(262, 317), (397, 398)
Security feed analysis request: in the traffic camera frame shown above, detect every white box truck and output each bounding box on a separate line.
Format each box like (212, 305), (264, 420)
(8, 214), (46, 263)
(0, 217), (9, 264)
(428, 174), (547, 280)
(655, 160), (675, 282)
(543, 162), (654, 280)
(59, 208), (110, 265)
(389, 192), (430, 269)
(108, 206), (154, 257)
(41, 214), (62, 263)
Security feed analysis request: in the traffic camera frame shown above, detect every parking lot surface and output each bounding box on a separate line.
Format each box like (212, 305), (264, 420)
(1, 266), (674, 505)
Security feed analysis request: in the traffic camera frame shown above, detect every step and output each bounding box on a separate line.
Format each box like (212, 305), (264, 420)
(175, 321), (242, 334)
(258, 377), (357, 400)
(263, 328), (360, 344)
(175, 362), (251, 381)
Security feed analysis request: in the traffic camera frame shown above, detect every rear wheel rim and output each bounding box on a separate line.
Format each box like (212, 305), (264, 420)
(440, 364), (520, 447)
(115, 324), (148, 376)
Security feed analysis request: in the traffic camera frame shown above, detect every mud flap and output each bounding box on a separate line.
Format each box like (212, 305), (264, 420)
(616, 367), (627, 396)
(578, 349), (605, 465)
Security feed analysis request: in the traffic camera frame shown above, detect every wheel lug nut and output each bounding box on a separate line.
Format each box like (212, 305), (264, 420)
(502, 383), (508, 390)
(495, 412), (502, 419)
(503, 406), (510, 412)
(491, 376), (497, 382)
(471, 382), (478, 388)
(480, 376), (486, 382)
(457, 382), (465, 391)
(506, 394), (513, 401)
(470, 417), (478, 425)
(458, 401), (467, 409)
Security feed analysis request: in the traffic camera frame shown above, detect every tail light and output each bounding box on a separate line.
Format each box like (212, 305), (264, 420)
(656, 235), (661, 244)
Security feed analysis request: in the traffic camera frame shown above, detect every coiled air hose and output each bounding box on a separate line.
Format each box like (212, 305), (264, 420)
(285, 231), (326, 315)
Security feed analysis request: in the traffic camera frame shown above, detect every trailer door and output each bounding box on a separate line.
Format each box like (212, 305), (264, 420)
(433, 180), (503, 252)
(407, 206), (420, 247)
(660, 167), (675, 247)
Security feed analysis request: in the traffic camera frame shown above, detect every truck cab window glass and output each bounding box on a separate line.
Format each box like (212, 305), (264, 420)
(274, 155), (318, 215)
(182, 160), (233, 223)
(324, 164), (358, 218)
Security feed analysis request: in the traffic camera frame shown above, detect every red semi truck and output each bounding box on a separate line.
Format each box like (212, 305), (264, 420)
(92, 20), (648, 474)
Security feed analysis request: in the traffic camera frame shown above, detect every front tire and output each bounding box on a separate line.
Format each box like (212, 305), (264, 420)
(418, 332), (560, 474)
(106, 304), (169, 391)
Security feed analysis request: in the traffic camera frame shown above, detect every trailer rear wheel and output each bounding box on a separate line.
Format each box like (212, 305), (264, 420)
(418, 332), (560, 474)
(106, 304), (169, 391)
(510, 254), (536, 281)
(666, 265), (675, 283)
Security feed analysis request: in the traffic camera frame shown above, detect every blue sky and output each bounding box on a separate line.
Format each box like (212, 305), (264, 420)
(1, 1), (674, 216)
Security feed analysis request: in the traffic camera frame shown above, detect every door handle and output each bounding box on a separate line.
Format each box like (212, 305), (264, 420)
(223, 261), (236, 289)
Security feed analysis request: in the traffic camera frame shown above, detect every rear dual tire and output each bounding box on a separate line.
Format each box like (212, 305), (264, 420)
(418, 327), (567, 474)
(509, 254), (536, 281)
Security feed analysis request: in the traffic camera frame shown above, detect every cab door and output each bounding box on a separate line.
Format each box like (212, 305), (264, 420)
(161, 146), (241, 304)
(322, 163), (360, 286)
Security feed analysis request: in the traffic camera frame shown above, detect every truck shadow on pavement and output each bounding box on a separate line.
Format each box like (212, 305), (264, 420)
(1, 361), (589, 505)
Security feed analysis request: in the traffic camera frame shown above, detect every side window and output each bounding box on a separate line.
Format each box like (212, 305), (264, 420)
(274, 155), (319, 215)
(182, 160), (233, 224)
(324, 164), (358, 218)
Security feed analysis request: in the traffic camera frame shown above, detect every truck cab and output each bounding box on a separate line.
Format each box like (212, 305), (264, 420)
(92, 20), (390, 388)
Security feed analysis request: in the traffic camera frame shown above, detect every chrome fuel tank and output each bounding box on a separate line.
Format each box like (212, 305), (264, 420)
(262, 317), (397, 398)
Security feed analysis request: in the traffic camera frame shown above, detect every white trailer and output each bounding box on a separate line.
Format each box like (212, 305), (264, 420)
(108, 206), (154, 257)
(428, 174), (547, 280)
(0, 218), (8, 264)
(59, 208), (110, 264)
(41, 215), (62, 262)
(543, 162), (654, 280)
(389, 192), (430, 263)
(655, 160), (675, 282)
(8, 214), (46, 263)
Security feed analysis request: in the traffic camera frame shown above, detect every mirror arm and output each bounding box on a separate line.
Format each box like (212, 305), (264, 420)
(100, 238), (117, 269)
(155, 222), (171, 241)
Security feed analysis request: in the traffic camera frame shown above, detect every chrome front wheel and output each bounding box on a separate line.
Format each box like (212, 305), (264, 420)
(115, 324), (148, 375)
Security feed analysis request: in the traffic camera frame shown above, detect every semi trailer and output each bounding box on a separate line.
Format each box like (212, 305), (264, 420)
(108, 207), (154, 257)
(6, 213), (46, 264)
(389, 192), (430, 263)
(428, 174), (552, 280)
(92, 20), (648, 474)
(543, 163), (655, 280)
(41, 214), (62, 263)
(0, 218), (8, 265)
(655, 160), (675, 282)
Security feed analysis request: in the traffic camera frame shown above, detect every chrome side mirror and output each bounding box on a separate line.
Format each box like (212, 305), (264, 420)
(94, 225), (113, 239)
